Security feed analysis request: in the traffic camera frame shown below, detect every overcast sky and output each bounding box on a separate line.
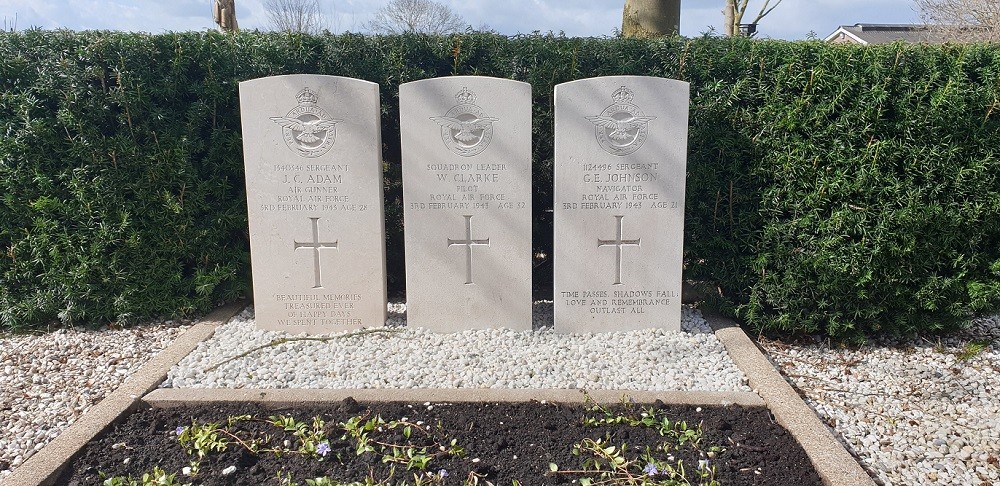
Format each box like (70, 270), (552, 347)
(3, 0), (920, 41)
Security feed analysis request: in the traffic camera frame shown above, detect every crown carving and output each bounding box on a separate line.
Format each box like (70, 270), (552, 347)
(455, 87), (476, 104)
(612, 86), (634, 103)
(296, 87), (319, 105)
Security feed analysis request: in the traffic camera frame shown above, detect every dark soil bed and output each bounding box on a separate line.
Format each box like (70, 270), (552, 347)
(61, 398), (821, 485)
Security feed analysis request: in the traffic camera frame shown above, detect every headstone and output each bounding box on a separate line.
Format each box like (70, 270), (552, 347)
(400, 76), (533, 331)
(553, 76), (689, 332)
(239, 75), (387, 333)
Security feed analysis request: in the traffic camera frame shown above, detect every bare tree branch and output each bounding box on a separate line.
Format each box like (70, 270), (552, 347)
(751, 0), (785, 25)
(916, 0), (1000, 42)
(366, 0), (466, 35)
(264, 0), (327, 34)
(728, 0), (785, 36)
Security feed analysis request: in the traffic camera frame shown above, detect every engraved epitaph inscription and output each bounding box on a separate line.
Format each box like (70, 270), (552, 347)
(555, 76), (689, 333)
(241, 75), (387, 333)
(401, 76), (532, 331)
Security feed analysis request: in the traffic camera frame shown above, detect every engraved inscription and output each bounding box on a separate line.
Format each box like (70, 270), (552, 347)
(274, 293), (362, 327)
(585, 86), (655, 156)
(558, 160), (679, 212)
(447, 215), (491, 285)
(271, 87), (342, 158)
(408, 161), (525, 211)
(597, 215), (640, 285)
(257, 162), (367, 213)
(293, 217), (339, 288)
(431, 87), (498, 157)
(559, 289), (677, 315)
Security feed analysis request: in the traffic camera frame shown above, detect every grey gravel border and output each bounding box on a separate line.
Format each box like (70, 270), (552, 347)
(0, 302), (246, 486)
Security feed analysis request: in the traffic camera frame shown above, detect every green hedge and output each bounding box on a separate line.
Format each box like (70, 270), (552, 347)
(1, 30), (998, 337)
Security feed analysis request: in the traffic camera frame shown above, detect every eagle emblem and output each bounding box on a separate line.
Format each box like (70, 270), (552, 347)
(270, 87), (341, 158)
(586, 86), (655, 156)
(431, 87), (498, 157)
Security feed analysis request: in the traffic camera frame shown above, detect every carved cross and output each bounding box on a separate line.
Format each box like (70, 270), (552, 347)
(598, 215), (640, 285)
(447, 215), (490, 285)
(294, 217), (338, 289)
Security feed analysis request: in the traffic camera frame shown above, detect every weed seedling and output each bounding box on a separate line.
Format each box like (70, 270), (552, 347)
(955, 340), (991, 361)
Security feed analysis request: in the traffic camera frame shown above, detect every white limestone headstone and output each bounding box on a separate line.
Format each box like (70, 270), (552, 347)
(400, 76), (532, 331)
(240, 74), (387, 333)
(554, 76), (689, 333)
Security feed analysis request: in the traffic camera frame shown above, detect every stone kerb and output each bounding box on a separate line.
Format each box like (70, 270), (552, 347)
(399, 76), (533, 332)
(240, 75), (387, 335)
(553, 76), (690, 333)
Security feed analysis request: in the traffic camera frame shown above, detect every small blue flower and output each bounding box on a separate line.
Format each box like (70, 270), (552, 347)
(316, 442), (331, 457)
(698, 459), (710, 470)
(438, 469), (449, 478)
(643, 462), (658, 476)
(175, 426), (185, 436)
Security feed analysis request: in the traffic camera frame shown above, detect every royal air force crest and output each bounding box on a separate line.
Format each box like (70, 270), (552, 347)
(586, 86), (656, 156)
(431, 87), (498, 157)
(270, 87), (341, 158)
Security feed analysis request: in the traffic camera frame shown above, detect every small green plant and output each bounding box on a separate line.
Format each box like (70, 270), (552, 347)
(955, 340), (991, 361)
(99, 467), (191, 486)
(276, 476), (382, 486)
(269, 415), (331, 457)
(582, 397), (703, 448)
(164, 411), (467, 484)
(551, 397), (722, 485)
(304, 478), (336, 486)
(549, 437), (718, 485)
(340, 412), (464, 471)
(175, 422), (229, 475)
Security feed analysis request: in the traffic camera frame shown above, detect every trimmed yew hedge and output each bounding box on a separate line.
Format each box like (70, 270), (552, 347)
(1, 30), (998, 337)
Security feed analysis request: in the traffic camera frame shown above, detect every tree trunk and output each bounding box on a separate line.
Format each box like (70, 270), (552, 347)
(724, 0), (736, 36)
(213, 0), (239, 32)
(622, 0), (681, 38)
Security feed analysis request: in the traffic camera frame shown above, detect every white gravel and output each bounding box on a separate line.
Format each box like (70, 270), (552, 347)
(0, 321), (191, 480)
(760, 315), (1000, 486)
(162, 302), (751, 392)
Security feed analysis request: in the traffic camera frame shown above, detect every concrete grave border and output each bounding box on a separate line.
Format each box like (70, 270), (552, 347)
(704, 311), (875, 486)
(142, 388), (763, 408)
(5, 304), (873, 486)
